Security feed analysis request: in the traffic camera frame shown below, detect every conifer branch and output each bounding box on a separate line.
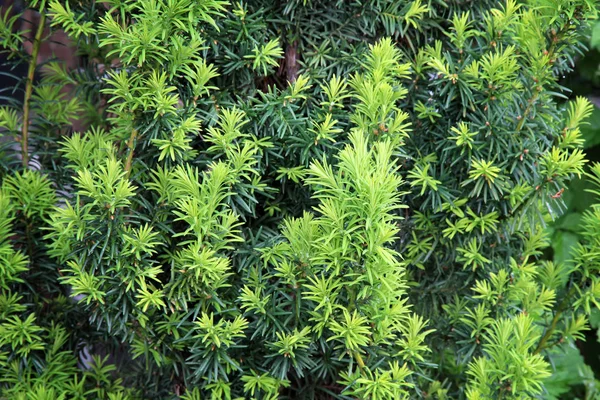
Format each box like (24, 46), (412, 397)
(515, 24), (569, 134)
(533, 284), (577, 355)
(507, 25), (578, 224)
(21, 11), (47, 168)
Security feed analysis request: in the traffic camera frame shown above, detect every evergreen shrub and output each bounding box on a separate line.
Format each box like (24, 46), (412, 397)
(0, 0), (599, 398)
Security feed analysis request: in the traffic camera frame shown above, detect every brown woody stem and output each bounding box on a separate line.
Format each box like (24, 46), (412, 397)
(124, 128), (137, 177)
(21, 11), (46, 168)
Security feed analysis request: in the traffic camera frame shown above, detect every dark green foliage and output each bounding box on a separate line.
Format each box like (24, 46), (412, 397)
(0, 0), (600, 399)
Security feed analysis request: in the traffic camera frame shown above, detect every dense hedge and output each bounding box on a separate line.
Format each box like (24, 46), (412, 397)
(0, 0), (599, 399)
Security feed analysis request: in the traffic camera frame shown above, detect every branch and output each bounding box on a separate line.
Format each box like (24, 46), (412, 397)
(124, 128), (137, 177)
(515, 91), (540, 133)
(353, 350), (366, 370)
(21, 10), (47, 168)
(514, 24), (569, 135)
(533, 284), (577, 354)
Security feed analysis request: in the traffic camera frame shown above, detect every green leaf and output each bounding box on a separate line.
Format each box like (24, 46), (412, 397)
(591, 21), (600, 50)
(552, 231), (580, 265)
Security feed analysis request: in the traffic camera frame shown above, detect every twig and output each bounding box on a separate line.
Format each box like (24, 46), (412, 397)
(533, 284), (577, 354)
(515, 91), (539, 133)
(514, 24), (568, 135)
(124, 128), (137, 177)
(21, 11), (46, 168)
(353, 350), (365, 370)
